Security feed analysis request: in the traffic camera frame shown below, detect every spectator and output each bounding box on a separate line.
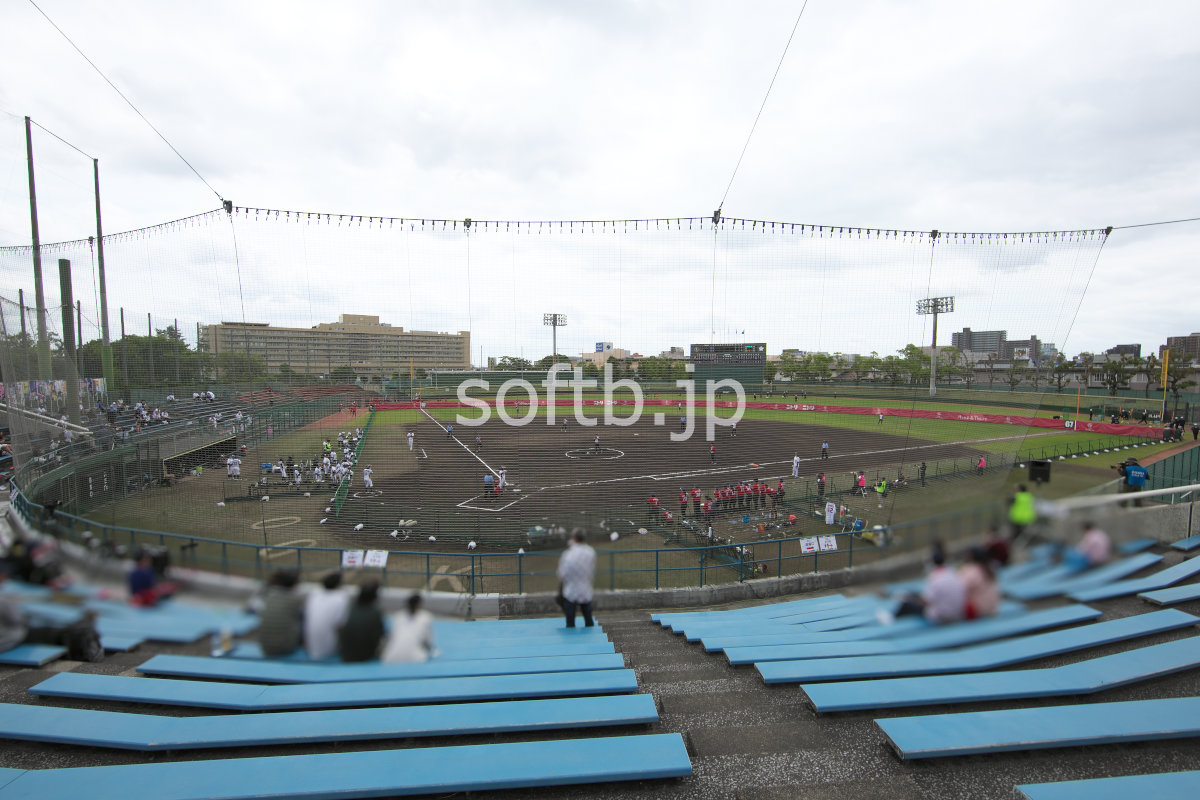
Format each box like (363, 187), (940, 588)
(128, 551), (178, 607)
(983, 526), (1010, 567)
(381, 593), (435, 663)
(339, 581), (385, 662)
(959, 547), (1000, 619)
(556, 528), (596, 628)
(1008, 484), (1036, 541)
(1065, 521), (1112, 572)
(890, 543), (966, 624)
(259, 570), (304, 657)
(0, 563), (28, 654)
(304, 572), (350, 660)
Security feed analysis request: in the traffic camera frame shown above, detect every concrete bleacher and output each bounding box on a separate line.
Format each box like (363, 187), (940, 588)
(5, 520), (1200, 798)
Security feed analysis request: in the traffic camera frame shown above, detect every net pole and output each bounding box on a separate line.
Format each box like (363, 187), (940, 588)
(94, 158), (116, 391)
(25, 117), (52, 380)
(58, 259), (80, 425)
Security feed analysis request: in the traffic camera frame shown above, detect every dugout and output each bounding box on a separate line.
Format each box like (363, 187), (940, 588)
(163, 435), (237, 478)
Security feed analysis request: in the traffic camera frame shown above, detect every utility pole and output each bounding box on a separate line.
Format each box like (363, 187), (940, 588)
(916, 292), (954, 398)
(93, 159), (115, 391)
(25, 117), (51, 380)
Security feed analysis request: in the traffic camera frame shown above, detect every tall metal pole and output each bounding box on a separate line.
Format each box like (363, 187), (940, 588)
(120, 308), (128, 388)
(929, 310), (938, 397)
(58, 260), (80, 425)
(93, 158), (116, 391)
(147, 313), (156, 386)
(76, 300), (83, 375)
(18, 288), (32, 380)
(25, 117), (51, 380)
(174, 317), (181, 383)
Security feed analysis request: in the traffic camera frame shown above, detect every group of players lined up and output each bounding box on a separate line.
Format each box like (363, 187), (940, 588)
(647, 480), (787, 527)
(226, 428), (374, 489)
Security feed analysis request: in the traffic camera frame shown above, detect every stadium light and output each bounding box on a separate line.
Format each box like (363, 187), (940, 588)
(543, 313), (567, 363)
(916, 296), (955, 397)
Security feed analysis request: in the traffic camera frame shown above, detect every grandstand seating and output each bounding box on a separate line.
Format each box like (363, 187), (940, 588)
(799, 635), (1200, 711)
(1069, 555), (1200, 602)
(0, 733), (691, 799)
(137, 651), (625, 682)
(876, 696), (1200, 759)
(724, 604), (1100, 665)
(0, 694), (659, 751)
(1172, 534), (1200, 552)
(1015, 771), (1200, 800)
(1140, 583), (1200, 606)
(31, 669), (641, 711)
(763, 609), (1196, 686)
(1005, 552), (1163, 600)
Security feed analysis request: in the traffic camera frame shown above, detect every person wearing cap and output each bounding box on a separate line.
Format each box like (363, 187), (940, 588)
(679, 489), (688, 517)
(646, 492), (660, 522)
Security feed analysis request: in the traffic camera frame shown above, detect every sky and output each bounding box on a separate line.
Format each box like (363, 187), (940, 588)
(1, 0), (1198, 364)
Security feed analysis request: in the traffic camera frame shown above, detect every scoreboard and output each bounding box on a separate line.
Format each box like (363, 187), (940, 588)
(690, 343), (767, 366)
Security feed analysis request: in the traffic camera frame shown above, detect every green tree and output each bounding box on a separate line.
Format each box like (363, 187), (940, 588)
(329, 365), (357, 382)
(1006, 359), (1028, 391)
(1164, 349), (1198, 406)
(1050, 353), (1073, 393)
(983, 351), (999, 388)
(879, 355), (904, 385)
(534, 354), (572, 369)
(1137, 354), (1159, 398)
(1077, 353), (1095, 389)
(898, 344), (929, 385)
(495, 355), (532, 370)
(1099, 355), (1134, 397)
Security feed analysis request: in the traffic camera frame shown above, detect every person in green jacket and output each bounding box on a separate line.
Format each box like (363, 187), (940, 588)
(1008, 484), (1036, 541)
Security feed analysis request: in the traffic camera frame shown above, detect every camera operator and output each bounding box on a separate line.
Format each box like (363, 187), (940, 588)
(1114, 457), (1148, 506)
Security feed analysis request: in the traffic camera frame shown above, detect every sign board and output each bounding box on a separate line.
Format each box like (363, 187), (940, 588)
(364, 550), (389, 568)
(341, 550), (365, 568)
(818, 534), (838, 551)
(799, 537), (819, 554)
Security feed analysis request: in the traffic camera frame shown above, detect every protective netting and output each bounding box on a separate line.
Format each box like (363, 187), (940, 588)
(3, 204), (1142, 585)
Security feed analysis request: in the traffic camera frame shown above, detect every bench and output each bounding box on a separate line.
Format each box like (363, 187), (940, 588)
(800, 634), (1200, 712)
(700, 600), (1027, 651)
(138, 652), (626, 683)
(1070, 555), (1200, 602)
(1119, 537), (1158, 554)
(0, 644), (66, 667)
(651, 594), (848, 629)
(1172, 534), (1200, 552)
(0, 694), (658, 751)
(226, 638), (615, 661)
(1141, 583), (1200, 606)
(0, 732), (691, 799)
(726, 604), (1100, 665)
(1005, 552), (1163, 600)
(763, 608), (1196, 688)
(669, 596), (873, 640)
(1016, 771), (1200, 800)
(30, 668), (641, 711)
(877, 696), (1200, 760)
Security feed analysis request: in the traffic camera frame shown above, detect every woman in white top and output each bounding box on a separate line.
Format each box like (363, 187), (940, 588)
(381, 593), (435, 663)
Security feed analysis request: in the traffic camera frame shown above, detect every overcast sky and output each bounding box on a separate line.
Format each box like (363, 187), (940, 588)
(1, 0), (1197, 364)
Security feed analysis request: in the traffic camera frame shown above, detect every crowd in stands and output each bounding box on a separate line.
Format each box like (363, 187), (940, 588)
(256, 569), (434, 662)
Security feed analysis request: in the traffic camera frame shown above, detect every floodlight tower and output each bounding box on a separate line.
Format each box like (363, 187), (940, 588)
(543, 313), (567, 364)
(916, 296), (954, 397)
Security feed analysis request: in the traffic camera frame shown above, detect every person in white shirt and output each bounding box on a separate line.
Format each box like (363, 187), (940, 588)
(381, 593), (435, 663)
(303, 572), (350, 660)
(556, 529), (597, 628)
(407, 431), (414, 451)
(887, 543), (966, 625)
(362, 465), (373, 489)
(231, 456), (241, 479)
(1066, 521), (1112, 572)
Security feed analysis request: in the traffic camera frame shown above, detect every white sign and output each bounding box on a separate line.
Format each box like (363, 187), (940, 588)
(825, 502), (837, 525)
(341, 550), (365, 568)
(364, 549), (389, 568)
(1063, 420), (1075, 429)
(818, 534), (839, 552)
(799, 537), (819, 554)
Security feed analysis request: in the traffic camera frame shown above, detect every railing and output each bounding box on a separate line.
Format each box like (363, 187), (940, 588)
(9, 474), (1003, 593)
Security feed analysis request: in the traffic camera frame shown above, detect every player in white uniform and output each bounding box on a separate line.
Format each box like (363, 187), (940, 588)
(363, 465), (373, 489)
(497, 467), (507, 491)
(407, 431), (414, 451)
(231, 456), (241, 479)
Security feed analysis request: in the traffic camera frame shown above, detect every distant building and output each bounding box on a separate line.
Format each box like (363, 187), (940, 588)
(951, 328), (1007, 354)
(1163, 333), (1200, 362)
(1002, 336), (1043, 364)
(1106, 344), (1142, 358)
(203, 314), (470, 378)
(580, 347), (629, 366)
(658, 346), (688, 359)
